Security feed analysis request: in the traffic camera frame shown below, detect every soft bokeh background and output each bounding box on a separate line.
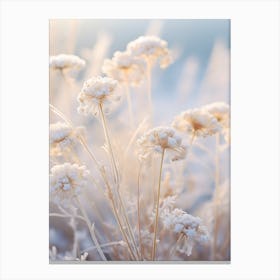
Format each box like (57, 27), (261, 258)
(49, 19), (230, 261)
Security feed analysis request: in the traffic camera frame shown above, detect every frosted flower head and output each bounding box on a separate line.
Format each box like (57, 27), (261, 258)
(77, 76), (121, 116)
(172, 108), (221, 138)
(137, 126), (187, 161)
(163, 208), (209, 256)
(50, 122), (84, 156)
(102, 51), (146, 87)
(49, 54), (85, 72)
(127, 36), (173, 68)
(50, 163), (89, 206)
(203, 102), (230, 129)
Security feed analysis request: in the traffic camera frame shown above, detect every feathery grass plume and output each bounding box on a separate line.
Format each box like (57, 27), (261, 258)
(49, 54), (85, 72)
(126, 35), (173, 69)
(137, 126), (187, 162)
(50, 163), (89, 206)
(77, 76), (120, 116)
(172, 108), (221, 140)
(102, 51), (146, 87)
(50, 122), (85, 156)
(163, 208), (209, 256)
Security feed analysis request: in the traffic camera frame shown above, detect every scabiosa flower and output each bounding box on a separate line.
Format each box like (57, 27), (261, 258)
(137, 126), (187, 161)
(102, 51), (146, 87)
(50, 163), (89, 206)
(203, 102), (230, 129)
(77, 76), (121, 116)
(172, 108), (221, 138)
(163, 208), (209, 256)
(49, 54), (85, 72)
(50, 122), (84, 156)
(126, 36), (173, 68)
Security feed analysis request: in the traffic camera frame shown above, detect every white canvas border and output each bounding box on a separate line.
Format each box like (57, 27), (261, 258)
(0, 0), (279, 279)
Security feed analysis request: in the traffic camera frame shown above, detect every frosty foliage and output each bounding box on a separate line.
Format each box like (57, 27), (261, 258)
(77, 76), (121, 116)
(137, 126), (187, 161)
(102, 51), (146, 87)
(127, 36), (173, 68)
(50, 163), (89, 206)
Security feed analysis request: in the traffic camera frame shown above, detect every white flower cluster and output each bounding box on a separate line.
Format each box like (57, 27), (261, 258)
(127, 36), (173, 68)
(102, 51), (146, 87)
(77, 76), (121, 116)
(137, 126), (187, 161)
(203, 102), (229, 129)
(163, 208), (209, 256)
(172, 108), (221, 138)
(50, 163), (89, 205)
(49, 54), (85, 71)
(50, 122), (84, 156)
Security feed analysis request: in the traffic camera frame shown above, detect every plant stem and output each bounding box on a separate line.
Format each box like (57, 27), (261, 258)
(151, 149), (165, 261)
(212, 132), (220, 260)
(124, 82), (135, 128)
(76, 198), (107, 261)
(137, 162), (143, 259)
(169, 233), (184, 260)
(98, 103), (141, 260)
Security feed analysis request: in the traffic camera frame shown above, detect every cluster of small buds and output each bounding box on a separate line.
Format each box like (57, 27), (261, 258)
(77, 76), (121, 116)
(172, 108), (221, 138)
(49, 54), (85, 72)
(50, 163), (89, 206)
(50, 122), (84, 156)
(127, 35), (173, 68)
(203, 102), (229, 129)
(137, 126), (187, 161)
(102, 51), (146, 87)
(162, 208), (209, 256)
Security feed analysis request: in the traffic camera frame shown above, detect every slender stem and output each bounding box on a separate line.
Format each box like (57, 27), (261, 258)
(169, 233), (184, 260)
(49, 213), (86, 222)
(146, 60), (153, 117)
(151, 149), (165, 261)
(124, 82), (135, 128)
(81, 241), (125, 254)
(76, 198), (107, 261)
(99, 103), (141, 260)
(212, 132), (220, 260)
(137, 162), (143, 259)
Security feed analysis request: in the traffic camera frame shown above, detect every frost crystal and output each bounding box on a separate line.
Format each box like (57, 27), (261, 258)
(137, 126), (187, 161)
(50, 163), (89, 205)
(77, 76), (121, 116)
(102, 51), (146, 87)
(127, 36), (173, 68)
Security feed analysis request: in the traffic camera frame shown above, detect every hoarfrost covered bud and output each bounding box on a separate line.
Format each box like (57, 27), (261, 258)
(50, 122), (84, 156)
(172, 108), (221, 138)
(50, 163), (89, 206)
(77, 76), (121, 116)
(162, 208), (209, 256)
(102, 51), (146, 87)
(203, 102), (230, 129)
(137, 126), (187, 161)
(127, 36), (173, 68)
(49, 54), (85, 72)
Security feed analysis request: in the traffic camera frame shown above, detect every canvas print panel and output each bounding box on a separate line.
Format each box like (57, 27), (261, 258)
(49, 19), (230, 262)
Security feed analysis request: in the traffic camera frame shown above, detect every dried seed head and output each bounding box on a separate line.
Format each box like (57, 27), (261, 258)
(127, 36), (173, 68)
(49, 54), (85, 72)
